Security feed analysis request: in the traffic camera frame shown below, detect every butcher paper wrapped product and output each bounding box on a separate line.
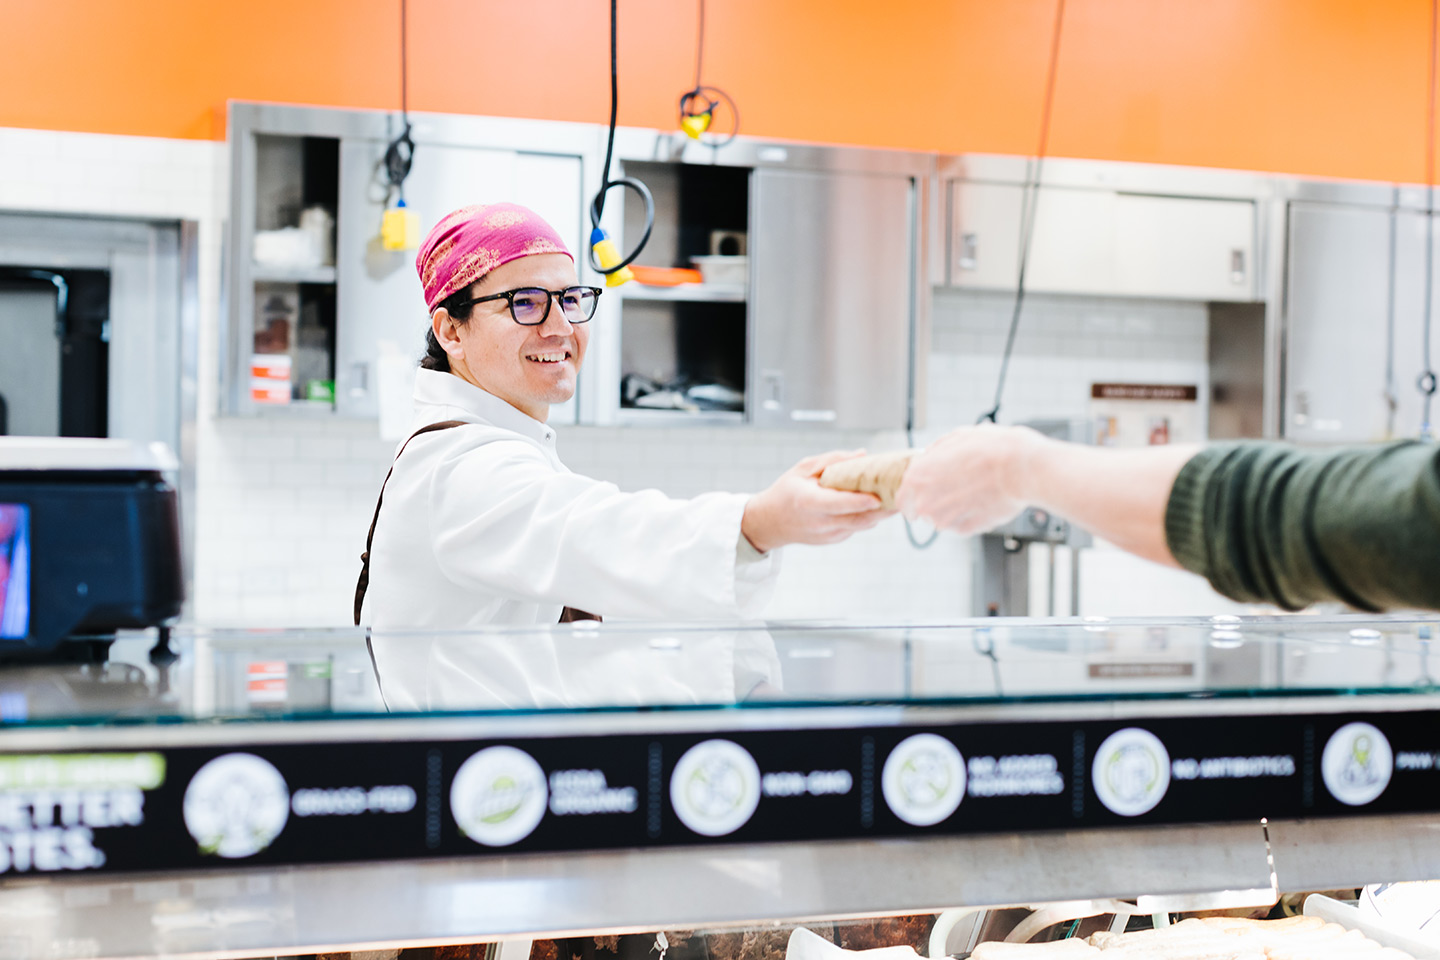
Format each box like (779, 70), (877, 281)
(817, 450), (917, 510)
(963, 915), (1420, 960)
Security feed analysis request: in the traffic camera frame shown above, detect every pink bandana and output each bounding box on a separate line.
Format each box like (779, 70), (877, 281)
(416, 202), (574, 312)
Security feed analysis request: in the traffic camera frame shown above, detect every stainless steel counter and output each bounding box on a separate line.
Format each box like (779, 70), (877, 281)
(1, 614), (1438, 959)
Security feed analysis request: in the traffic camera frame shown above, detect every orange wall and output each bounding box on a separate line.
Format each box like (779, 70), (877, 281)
(3, 0), (1434, 183)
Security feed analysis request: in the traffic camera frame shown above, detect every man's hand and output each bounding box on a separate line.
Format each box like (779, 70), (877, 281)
(895, 424), (1042, 535)
(742, 450), (894, 553)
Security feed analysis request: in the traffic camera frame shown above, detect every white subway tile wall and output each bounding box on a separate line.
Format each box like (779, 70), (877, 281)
(1, 127), (1246, 625)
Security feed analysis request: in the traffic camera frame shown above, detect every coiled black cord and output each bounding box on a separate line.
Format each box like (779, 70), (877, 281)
(905, 0), (1066, 551)
(588, 0), (653, 274)
(978, 0), (1066, 427)
(382, 0), (414, 203)
(677, 0), (739, 148)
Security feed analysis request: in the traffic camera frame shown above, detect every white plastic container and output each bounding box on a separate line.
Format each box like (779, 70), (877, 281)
(691, 255), (748, 286)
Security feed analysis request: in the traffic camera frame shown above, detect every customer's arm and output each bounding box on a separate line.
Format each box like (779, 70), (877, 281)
(894, 424), (1198, 566)
(896, 426), (1440, 611)
(1165, 440), (1440, 610)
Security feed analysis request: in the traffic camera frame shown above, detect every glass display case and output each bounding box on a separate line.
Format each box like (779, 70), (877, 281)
(2, 614), (1439, 960)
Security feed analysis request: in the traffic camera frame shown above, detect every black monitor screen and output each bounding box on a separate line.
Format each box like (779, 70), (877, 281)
(0, 503), (30, 639)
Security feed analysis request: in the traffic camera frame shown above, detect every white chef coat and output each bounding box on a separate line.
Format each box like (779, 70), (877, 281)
(360, 369), (779, 628)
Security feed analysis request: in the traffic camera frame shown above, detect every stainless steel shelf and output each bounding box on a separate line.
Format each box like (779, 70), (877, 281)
(620, 283), (746, 303)
(616, 406), (746, 424)
(220, 398), (336, 418)
(10, 813), (1440, 960)
(252, 263), (337, 284)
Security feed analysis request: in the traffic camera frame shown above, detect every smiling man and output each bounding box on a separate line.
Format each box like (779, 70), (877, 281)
(356, 203), (890, 630)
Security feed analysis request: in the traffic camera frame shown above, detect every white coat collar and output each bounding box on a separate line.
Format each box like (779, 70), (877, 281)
(412, 368), (555, 445)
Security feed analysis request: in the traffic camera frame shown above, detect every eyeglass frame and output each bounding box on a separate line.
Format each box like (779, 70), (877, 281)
(451, 285), (604, 326)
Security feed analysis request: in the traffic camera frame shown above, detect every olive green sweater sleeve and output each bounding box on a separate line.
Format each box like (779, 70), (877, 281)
(1164, 441), (1440, 611)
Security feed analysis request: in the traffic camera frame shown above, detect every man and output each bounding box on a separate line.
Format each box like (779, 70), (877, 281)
(358, 203), (890, 629)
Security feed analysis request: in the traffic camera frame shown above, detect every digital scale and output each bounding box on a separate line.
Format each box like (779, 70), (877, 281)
(0, 438), (183, 662)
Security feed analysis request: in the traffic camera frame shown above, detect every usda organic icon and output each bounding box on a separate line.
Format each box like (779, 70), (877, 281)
(1322, 722), (1393, 807)
(670, 739), (762, 836)
(1093, 727), (1170, 817)
(882, 733), (966, 827)
(450, 746), (548, 846)
(183, 753), (290, 859)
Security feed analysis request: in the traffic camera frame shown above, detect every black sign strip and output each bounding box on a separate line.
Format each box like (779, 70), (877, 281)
(0, 709), (1434, 879)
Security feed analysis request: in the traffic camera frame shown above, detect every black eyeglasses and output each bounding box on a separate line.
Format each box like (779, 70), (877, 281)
(455, 286), (603, 326)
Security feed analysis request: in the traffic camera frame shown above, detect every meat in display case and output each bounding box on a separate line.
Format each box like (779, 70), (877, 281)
(1, 615), (1440, 960)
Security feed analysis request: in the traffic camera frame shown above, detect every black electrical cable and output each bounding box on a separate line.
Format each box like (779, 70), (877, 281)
(382, 0), (415, 203)
(694, 0), (705, 90)
(905, 0), (1066, 551)
(680, 86), (740, 148)
(589, 0), (654, 274)
(978, 0), (1066, 426)
(1422, 0), (1439, 439)
(677, 0), (740, 148)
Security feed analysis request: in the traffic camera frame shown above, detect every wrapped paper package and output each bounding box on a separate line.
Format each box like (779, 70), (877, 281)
(817, 450), (917, 510)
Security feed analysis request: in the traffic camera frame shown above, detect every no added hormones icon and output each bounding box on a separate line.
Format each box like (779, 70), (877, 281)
(882, 733), (966, 827)
(1322, 722), (1393, 807)
(1093, 727), (1171, 817)
(451, 745), (549, 846)
(670, 739), (762, 836)
(183, 753), (291, 859)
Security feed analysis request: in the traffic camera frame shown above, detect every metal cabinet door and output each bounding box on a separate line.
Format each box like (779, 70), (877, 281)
(949, 180), (1023, 289)
(1114, 194), (1255, 301)
(949, 181), (1116, 295)
(1390, 210), (1440, 440)
(1284, 201), (1392, 442)
(749, 169), (914, 429)
(335, 142), (583, 422)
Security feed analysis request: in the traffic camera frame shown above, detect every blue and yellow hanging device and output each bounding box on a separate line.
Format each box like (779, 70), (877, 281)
(588, 0), (654, 286)
(676, 0), (738, 147)
(590, 226), (637, 287)
(679, 90), (715, 140)
(381, 0), (420, 251)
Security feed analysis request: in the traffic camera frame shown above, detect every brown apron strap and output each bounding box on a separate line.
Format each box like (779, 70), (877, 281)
(354, 420), (468, 625)
(559, 606), (601, 623)
(354, 419), (603, 626)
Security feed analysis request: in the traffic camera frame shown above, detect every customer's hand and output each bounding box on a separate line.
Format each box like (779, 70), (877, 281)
(895, 424), (1042, 535)
(742, 450), (893, 553)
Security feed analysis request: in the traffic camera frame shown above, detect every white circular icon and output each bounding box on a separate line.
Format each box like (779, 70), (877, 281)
(882, 733), (966, 827)
(670, 739), (762, 836)
(1093, 727), (1171, 817)
(1322, 722), (1393, 807)
(451, 746), (549, 846)
(183, 753), (291, 859)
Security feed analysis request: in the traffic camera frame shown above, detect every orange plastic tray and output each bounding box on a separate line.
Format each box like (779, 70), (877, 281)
(629, 265), (704, 286)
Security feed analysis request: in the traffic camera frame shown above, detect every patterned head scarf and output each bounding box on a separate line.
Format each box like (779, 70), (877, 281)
(416, 202), (573, 312)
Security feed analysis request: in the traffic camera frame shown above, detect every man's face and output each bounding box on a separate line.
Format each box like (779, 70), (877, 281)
(450, 253), (588, 421)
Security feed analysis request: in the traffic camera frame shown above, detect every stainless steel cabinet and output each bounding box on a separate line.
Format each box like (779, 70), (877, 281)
(1283, 201), (1423, 443)
(750, 169), (915, 429)
(1285, 202), (1390, 443)
(948, 181), (1255, 301)
(1389, 209), (1438, 439)
(224, 103), (596, 424)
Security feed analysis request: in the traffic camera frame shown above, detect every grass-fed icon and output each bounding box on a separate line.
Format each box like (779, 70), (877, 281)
(1093, 727), (1170, 817)
(183, 753), (290, 858)
(882, 733), (965, 827)
(670, 739), (761, 836)
(1322, 722), (1393, 806)
(451, 745), (549, 846)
